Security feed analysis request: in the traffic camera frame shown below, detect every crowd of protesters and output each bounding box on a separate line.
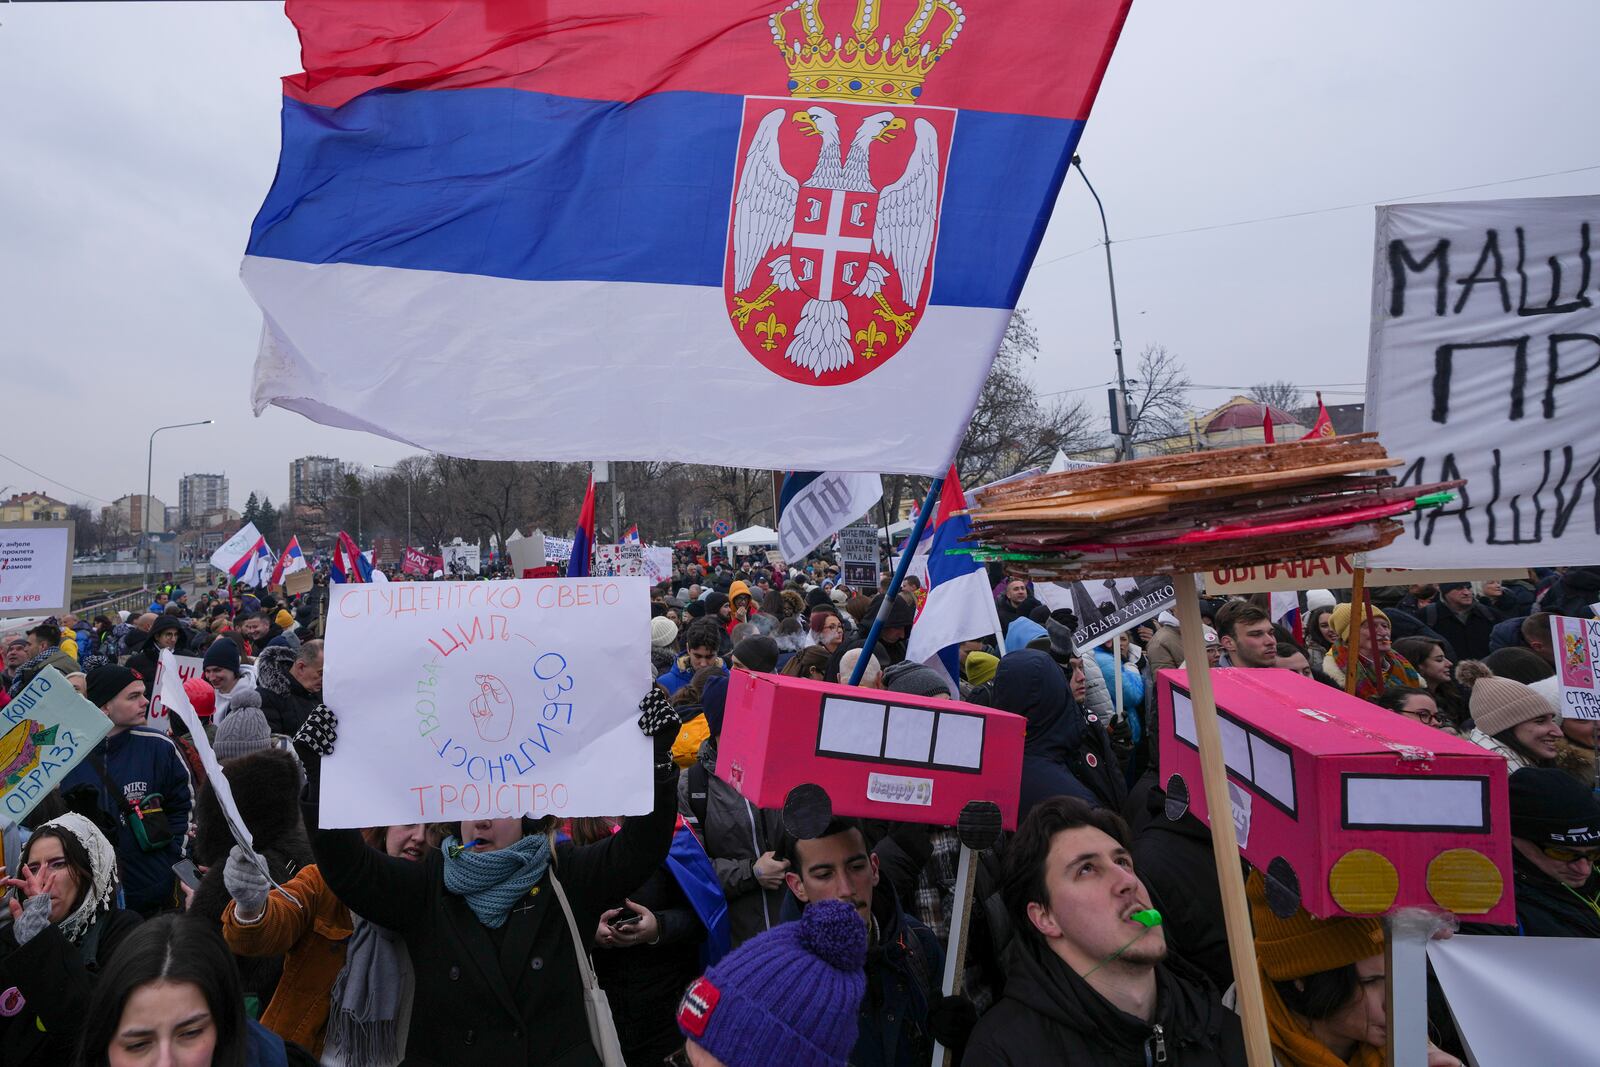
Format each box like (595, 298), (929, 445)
(0, 550), (1593, 1067)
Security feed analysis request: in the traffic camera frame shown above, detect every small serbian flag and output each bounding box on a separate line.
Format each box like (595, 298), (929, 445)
(902, 465), (1004, 688)
(210, 523), (275, 587)
(331, 531), (372, 583)
(566, 475), (596, 579)
(269, 535), (308, 585)
(623, 525), (640, 545)
(1302, 391), (1336, 439)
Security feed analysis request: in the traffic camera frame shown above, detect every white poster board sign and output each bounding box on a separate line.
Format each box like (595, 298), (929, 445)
(0, 522), (73, 619)
(322, 578), (652, 827)
(1429, 937), (1597, 1067)
(594, 544), (646, 577)
(1365, 194), (1600, 567)
(1551, 615), (1600, 720)
(148, 654), (257, 732)
(839, 520), (880, 591)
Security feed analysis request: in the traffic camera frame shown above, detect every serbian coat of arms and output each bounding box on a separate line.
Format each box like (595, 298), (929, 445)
(725, 0), (963, 386)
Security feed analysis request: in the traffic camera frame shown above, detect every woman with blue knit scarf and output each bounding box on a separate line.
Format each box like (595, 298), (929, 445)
(295, 689), (682, 1066)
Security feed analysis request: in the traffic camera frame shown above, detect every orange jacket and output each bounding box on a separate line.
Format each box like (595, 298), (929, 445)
(222, 863), (353, 1056)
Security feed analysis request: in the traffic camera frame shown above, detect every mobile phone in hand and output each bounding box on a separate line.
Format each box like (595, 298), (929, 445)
(171, 859), (203, 892)
(608, 909), (643, 928)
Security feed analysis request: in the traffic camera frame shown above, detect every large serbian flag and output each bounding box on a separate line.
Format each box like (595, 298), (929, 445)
(243, 1), (1132, 476)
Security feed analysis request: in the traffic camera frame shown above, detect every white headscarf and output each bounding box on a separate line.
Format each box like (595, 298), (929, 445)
(31, 812), (119, 943)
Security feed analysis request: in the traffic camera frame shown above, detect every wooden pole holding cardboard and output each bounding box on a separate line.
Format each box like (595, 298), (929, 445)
(1344, 568), (1366, 696)
(1174, 576), (1274, 1067)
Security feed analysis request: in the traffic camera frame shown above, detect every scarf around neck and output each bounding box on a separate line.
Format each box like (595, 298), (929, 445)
(1261, 969), (1385, 1067)
(325, 915), (408, 1067)
(35, 812), (119, 946)
(1331, 639), (1422, 700)
(441, 833), (551, 928)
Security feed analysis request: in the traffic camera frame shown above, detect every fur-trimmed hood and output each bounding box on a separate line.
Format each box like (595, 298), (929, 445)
(193, 747), (310, 866)
(252, 644), (298, 699)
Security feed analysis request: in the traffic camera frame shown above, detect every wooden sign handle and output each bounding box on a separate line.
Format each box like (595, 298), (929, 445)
(1174, 576), (1275, 1067)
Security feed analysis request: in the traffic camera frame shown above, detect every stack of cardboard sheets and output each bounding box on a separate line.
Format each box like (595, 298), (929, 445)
(965, 434), (1460, 580)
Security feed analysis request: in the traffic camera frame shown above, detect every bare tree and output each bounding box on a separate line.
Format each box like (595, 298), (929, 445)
(1126, 343), (1192, 444)
(954, 308), (1102, 487)
(1248, 380), (1305, 413)
(691, 467), (775, 530)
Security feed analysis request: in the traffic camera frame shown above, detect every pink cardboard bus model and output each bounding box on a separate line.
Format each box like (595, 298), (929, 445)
(1157, 668), (1513, 924)
(717, 669), (1027, 828)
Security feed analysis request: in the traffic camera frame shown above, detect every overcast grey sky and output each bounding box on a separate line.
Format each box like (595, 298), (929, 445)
(2, 2), (1597, 510)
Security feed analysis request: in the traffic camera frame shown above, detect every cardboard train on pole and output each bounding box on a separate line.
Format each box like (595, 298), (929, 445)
(716, 669), (1026, 829)
(1156, 668), (1514, 924)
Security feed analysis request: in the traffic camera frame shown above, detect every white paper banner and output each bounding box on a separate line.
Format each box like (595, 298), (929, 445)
(149, 654), (257, 733)
(0, 523), (72, 618)
(1366, 194), (1600, 567)
(321, 578), (652, 828)
(1429, 936), (1598, 1067)
(1551, 614), (1600, 720)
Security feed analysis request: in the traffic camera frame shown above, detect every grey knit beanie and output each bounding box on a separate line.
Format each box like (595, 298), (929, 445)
(213, 706), (273, 761)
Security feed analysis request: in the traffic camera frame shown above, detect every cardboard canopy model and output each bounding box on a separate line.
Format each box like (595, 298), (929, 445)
(717, 669), (1026, 829)
(1156, 668), (1513, 924)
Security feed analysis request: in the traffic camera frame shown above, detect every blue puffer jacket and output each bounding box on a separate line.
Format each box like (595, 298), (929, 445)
(61, 726), (193, 914)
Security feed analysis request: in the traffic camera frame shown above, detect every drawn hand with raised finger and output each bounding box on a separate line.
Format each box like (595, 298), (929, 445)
(469, 673), (517, 742)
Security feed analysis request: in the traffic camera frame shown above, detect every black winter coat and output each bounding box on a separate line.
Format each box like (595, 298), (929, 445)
(993, 650), (1126, 818)
(310, 771), (678, 1067)
(0, 909), (142, 1067)
(1510, 863), (1600, 938)
(1421, 601), (1503, 663)
(191, 749), (314, 1007)
(965, 936), (1245, 1067)
(590, 862), (705, 1067)
(1129, 783), (1234, 994)
(255, 646), (320, 736)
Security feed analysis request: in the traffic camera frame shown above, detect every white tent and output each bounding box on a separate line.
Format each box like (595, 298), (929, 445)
(716, 524), (780, 547)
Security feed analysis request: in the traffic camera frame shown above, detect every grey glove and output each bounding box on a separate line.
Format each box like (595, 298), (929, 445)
(223, 845), (271, 919)
(12, 892), (52, 945)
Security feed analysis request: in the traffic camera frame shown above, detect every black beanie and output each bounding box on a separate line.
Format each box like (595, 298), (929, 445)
(202, 638), (241, 676)
(731, 636), (779, 674)
(1509, 767), (1600, 847)
(149, 614), (185, 639)
(86, 664), (141, 708)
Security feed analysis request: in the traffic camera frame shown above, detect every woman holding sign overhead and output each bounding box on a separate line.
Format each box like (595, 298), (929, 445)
(296, 686), (682, 1066)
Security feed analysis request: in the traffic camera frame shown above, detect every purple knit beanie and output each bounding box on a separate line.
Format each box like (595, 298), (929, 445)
(676, 898), (866, 1067)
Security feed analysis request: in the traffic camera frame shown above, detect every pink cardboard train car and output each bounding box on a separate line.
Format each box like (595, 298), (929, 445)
(717, 669), (1027, 828)
(1157, 668), (1513, 923)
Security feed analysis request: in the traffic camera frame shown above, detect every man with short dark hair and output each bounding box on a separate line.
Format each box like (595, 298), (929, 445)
(1520, 611), (1555, 667)
(967, 796), (1246, 1065)
(1275, 642), (1312, 677)
(657, 617), (725, 695)
(1423, 582), (1501, 661)
(1212, 601), (1276, 669)
(6, 621), (79, 696)
(783, 817), (942, 1067)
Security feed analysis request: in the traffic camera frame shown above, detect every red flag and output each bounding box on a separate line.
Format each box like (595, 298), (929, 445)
(1262, 405), (1276, 444)
(566, 474), (596, 578)
(1301, 391), (1335, 439)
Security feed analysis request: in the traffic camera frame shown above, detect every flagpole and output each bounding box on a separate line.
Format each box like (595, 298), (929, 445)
(848, 477), (944, 686)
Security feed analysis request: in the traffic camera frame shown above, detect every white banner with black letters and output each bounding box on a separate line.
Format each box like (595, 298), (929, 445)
(1365, 194), (1600, 567)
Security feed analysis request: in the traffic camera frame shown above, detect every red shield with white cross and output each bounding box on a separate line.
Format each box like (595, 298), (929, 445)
(724, 96), (956, 387)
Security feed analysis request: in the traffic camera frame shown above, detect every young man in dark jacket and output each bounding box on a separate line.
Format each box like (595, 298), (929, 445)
(782, 816), (943, 1067)
(59, 665), (193, 916)
(1466, 768), (1600, 938)
(965, 796), (1245, 1066)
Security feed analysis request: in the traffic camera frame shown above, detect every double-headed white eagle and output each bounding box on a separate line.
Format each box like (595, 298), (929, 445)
(731, 105), (939, 376)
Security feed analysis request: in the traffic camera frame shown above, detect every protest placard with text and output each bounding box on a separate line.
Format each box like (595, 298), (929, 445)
(321, 578), (652, 828)
(0, 522), (73, 619)
(1551, 615), (1600, 721)
(838, 521), (880, 592)
(0, 666), (110, 822)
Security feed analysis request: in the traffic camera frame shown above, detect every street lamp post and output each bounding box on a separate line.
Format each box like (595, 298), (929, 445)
(374, 464), (412, 548)
(144, 420), (212, 589)
(1072, 155), (1134, 462)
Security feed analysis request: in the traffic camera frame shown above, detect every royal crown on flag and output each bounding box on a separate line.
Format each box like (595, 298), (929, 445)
(770, 0), (965, 104)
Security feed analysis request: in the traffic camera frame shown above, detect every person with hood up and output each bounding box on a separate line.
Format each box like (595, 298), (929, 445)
(678, 674), (789, 947)
(965, 796), (1246, 1066)
(859, 592), (917, 665)
(59, 665), (193, 916)
(0, 812), (143, 1067)
(992, 649), (1125, 818)
(301, 690), (682, 1064)
(255, 640), (323, 737)
(725, 581), (757, 629)
(1466, 675), (1563, 771)
(1144, 611), (1186, 674)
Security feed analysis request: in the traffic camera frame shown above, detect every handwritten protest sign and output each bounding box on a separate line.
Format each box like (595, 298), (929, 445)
(1366, 194), (1600, 568)
(594, 544), (646, 577)
(1, 666), (111, 822)
(148, 655), (256, 732)
(1551, 615), (1600, 721)
(1202, 556), (1531, 595)
(322, 578), (653, 828)
(0, 522), (74, 619)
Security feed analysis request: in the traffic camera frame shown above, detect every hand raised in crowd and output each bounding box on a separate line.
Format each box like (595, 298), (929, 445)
(752, 850), (790, 890)
(223, 845), (273, 922)
(0, 862), (56, 945)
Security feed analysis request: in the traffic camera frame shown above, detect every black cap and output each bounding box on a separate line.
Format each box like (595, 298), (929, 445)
(86, 664), (141, 708)
(1509, 767), (1600, 847)
(732, 636), (779, 674)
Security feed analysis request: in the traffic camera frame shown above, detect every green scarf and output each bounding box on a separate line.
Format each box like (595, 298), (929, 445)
(441, 833), (551, 928)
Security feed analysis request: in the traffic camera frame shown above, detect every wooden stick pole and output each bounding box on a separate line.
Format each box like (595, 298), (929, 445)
(931, 843), (978, 1067)
(1344, 569), (1366, 696)
(1174, 576), (1274, 1067)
